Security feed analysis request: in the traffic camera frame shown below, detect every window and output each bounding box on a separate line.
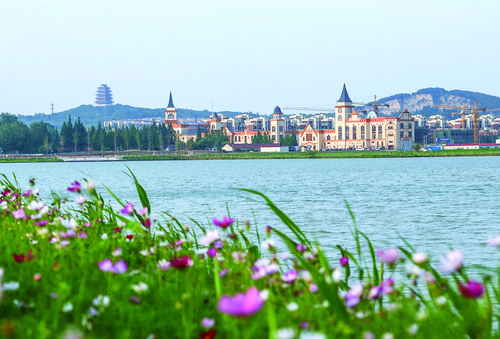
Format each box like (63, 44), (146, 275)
(279, 126), (283, 132)
(303, 137), (305, 141)
(306, 134), (312, 141)
(272, 135), (276, 141)
(408, 123), (412, 129)
(353, 126), (357, 139)
(338, 126), (342, 140)
(361, 126), (365, 139)
(372, 125), (376, 139)
(409, 131), (412, 137)
(338, 115), (342, 121)
(339, 108), (342, 113)
(327, 135), (331, 140)
(378, 125), (382, 139)
(345, 126), (349, 140)
(272, 127), (276, 132)
(400, 123), (404, 129)
(400, 131), (404, 138)
(347, 107), (352, 113)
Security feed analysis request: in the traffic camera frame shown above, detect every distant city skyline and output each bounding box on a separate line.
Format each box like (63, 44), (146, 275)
(1, 0), (500, 116)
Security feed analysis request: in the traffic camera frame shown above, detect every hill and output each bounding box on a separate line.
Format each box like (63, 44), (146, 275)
(14, 88), (500, 128)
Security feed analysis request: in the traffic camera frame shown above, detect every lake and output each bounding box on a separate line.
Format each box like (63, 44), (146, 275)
(1, 157), (500, 269)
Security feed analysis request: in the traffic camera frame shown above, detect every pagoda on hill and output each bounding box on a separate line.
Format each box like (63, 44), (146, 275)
(95, 84), (114, 106)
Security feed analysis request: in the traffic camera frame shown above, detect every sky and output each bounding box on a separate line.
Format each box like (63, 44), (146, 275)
(1, 0), (500, 116)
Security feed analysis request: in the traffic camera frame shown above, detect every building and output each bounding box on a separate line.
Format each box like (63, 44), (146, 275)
(95, 84), (114, 106)
(166, 85), (416, 151)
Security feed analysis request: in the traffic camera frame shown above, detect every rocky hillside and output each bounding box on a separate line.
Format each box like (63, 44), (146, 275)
(373, 88), (500, 118)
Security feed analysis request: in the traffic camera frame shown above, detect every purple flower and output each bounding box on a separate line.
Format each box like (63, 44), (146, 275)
(296, 243), (307, 252)
(67, 181), (81, 193)
(170, 255), (193, 269)
(281, 269), (298, 284)
(440, 249), (464, 274)
(213, 216), (235, 229)
(214, 240), (224, 249)
(369, 285), (382, 299)
(98, 259), (128, 274)
(120, 203), (134, 215)
(459, 281), (484, 299)
(340, 256), (349, 266)
(309, 283), (318, 293)
(376, 248), (399, 265)
(219, 268), (228, 277)
(34, 220), (49, 226)
(12, 208), (26, 220)
(207, 248), (217, 258)
(344, 282), (363, 308)
(201, 317), (215, 329)
(217, 286), (265, 317)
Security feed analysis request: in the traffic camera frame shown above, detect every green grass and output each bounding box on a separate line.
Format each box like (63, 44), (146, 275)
(0, 172), (499, 338)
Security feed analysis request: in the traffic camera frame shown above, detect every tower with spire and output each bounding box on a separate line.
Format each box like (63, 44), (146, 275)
(165, 92), (178, 125)
(270, 106), (286, 144)
(335, 84), (354, 146)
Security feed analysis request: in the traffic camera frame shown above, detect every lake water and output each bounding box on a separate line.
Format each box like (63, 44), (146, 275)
(1, 157), (500, 269)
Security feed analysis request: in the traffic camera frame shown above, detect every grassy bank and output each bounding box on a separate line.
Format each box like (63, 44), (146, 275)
(123, 148), (500, 161)
(1, 171), (499, 338)
(0, 157), (63, 163)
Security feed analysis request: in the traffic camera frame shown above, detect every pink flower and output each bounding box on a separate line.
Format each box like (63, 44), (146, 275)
(377, 248), (399, 265)
(138, 207), (148, 216)
(217, 287), (265, 317)
(98, 259), (127, 274)
(219, 268), (228, 277)
(142, 218), (151, 228)
(459, 281), (485, 299)
(67, 181), (81, 193)
(309, 283), (318, 293)
(201, 317), (215, 329)
(281, 269), (298, 284)
(213, 216), (234, 229)
(340, 256), (349, 266)
(120, 203), (134, 215)
(199, 230), (221, 246)
(296, 243), (307, 252)
(487, 236), (500, 247)
(207, 248), (217, 258)
(344, 282), (363, 308)
(170, 256), (193, 269)
(440, 249), (464, 274)
(12, 208), (26, 220)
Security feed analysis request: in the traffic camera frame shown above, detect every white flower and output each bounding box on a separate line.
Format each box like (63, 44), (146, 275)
(286, 301), (299, 311)
(408, 323), (418, 335)
(332, 267), (342, 282)
(406, 264), (423, 277)
(27, 201), (45, 211)
(382, 333), (394, 339)
(139, 250), (150, 256)
(84, 180), (97, 192)
(62, 302), (73, 312)
(436, 296), (447, 305)
(412, 252), (428, 264)
(261, 239), (275, 249)
(112, 248), (122, 257)
(259, 289), (269, 301)
(74, 195), (86, 205)
(440, 249), (464, 274)
(61, 218), (78, 229)
(3, 281), (20, 291)
(299, 331), (327, 339)
(101, 233), (108, 240)
(276, 328), (295, 339)
(199, 230), (220, 246)
(92, 295), (110, 308)
(131, 282), (148, 293)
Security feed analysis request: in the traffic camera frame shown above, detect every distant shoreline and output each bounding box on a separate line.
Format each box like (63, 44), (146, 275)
(3, 149), (500, 163)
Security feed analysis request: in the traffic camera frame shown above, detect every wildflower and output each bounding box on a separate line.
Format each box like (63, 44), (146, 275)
(120, 203), (134, 215)
(277, 328), (296, 339)
(286, 301), (299, 311)
(92, 295), (110, 308)
(13, 250), (35, 263)
(217, 286), (265, 317)
(158, 259), (171, 270)
(309, 283), (318, 293)
(332, 267), (342, 282)
(261, 239), (275, 249)
(214, 240), (224, 249)
(60, 240), (70, 246)
(67, 181), (81, 193)
(84, 179), (97, 192)
(369, 286), (382, 299)
(74, 196), (86, 205)
(199, 230), (221, 246)
(458, 280), (485, 299)
(27, 201), (45, 211)
(112, 248), (122, 257)
(125, 235), (133, 241)
(12, 208), (26, 220)
(101, 233), (109, 240)
(487, 236), (500, 247)
(131, 282), (149, 293)
(266, 226), (272, 236)
(3, 281), (20, 291)
(231, 251), (246, 262)
(138, 207), (148, 216)
(213, 216), (234, 229)
(201, 317), (215, 328)
(34, 220), (49, 226)
(33, 273), (41, 281)
(98, 259), (128, 274)
(142, 218), (151, 228)
(170, 256), (194, 269)
(377, 248), (399, 265)
(219, 268), (228, 277)
(412, 252), (429, 264)
(299, 331), (327, 339)
(340, 256), (349, 266)
(200, 329), (217, 339)
(345, 282), (363, 307)
(207, 248), (217, 258)
(408, 323), (418, 335)
(62, 302), (73, 312)
(60, 229), (77, 238)
(281, 269), (298, 284)
(296, 243), (307, 252)
(61, 218), (78, 229)
(440, 249), (464, 274)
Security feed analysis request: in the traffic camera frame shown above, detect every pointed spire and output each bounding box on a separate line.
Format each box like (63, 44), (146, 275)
(338, 84), (352, 103)
(167, 92), (175, 108)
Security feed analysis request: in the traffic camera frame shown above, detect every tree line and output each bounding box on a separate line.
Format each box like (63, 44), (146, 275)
(0, 113), (297, 154)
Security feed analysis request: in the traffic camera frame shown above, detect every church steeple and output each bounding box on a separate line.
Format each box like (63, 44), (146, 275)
(167, 92), (175, 108)
(338, 84), (352, 103)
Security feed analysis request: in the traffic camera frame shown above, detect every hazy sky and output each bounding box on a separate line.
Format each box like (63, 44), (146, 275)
(2, 0), (499, 116)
